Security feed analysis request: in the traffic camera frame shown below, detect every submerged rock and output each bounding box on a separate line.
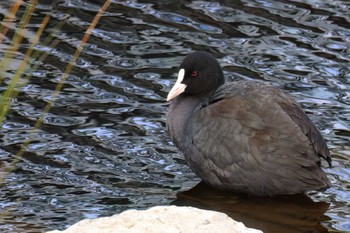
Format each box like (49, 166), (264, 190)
(47, 205), (263, 233)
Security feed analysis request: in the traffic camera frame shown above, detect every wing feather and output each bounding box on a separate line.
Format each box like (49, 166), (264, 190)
(186, 81), (330, 195)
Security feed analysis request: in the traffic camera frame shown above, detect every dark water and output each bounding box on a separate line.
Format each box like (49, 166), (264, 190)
(0, 0), (349, 232)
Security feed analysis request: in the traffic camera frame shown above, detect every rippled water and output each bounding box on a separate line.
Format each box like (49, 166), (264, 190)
(0, 0), (349, 232)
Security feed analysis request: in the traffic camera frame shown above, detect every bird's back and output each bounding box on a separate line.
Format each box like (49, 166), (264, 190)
(182, 81), (331, 195)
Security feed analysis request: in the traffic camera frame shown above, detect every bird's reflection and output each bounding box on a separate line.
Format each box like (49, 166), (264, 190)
(173, 182), (330, 233)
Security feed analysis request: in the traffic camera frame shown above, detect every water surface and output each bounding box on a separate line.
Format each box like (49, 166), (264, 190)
(0, 0), (349, 232)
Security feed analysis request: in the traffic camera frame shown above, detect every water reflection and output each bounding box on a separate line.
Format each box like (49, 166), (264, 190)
(175, 182), (330, 233)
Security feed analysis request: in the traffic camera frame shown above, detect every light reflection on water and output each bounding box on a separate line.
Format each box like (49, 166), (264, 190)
(0, 0), (349, 232)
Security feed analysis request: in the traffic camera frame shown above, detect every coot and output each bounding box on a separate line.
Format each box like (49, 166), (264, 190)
(167, 51), (331, 196)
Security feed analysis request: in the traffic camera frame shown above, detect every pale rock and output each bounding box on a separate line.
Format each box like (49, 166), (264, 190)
(47, 205), (263, 233)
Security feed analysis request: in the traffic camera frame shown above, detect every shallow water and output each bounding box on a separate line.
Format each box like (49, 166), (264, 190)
(0, 0), (349, 232)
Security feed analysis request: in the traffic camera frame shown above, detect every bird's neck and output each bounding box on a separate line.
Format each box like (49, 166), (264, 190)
(167, 94), (205, 149)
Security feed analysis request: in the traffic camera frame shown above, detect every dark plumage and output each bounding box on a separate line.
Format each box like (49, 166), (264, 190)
(167, 51), (331, 196)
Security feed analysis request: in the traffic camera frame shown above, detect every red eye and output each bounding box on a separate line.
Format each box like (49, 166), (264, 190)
(191, 71), (198, 77)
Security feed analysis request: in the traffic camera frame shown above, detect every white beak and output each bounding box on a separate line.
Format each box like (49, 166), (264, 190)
(167, 69), (187, 101)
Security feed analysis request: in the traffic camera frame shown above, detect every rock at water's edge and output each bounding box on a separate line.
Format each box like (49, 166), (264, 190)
(47, 205), (263, 233)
